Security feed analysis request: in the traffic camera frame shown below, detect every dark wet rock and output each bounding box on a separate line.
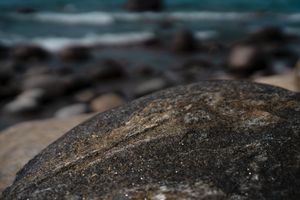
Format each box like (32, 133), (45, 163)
(132, 65), (158, 77)
(142, 37), (162, 47)
(260, 45), (298, 70)
(11, 45), (49, 62)
(90, 93), (125, 113)
(63, 75), (92, 94)
(227, 45), (270, 76)
(0, 63), (30, 99)
(248, 26), (293, 44)
(124, 0), (164, 12)
(171, 30), (197, 53)
(202, 42), (227, 54)
(1, 61), (27, 75)
(53, 65), (74, 76)
(22, 75), (70, 98)
(25, 65), (73, 77)
(0, 64), (14, 85)
(0, 82), (20, 100)
(58, 46), (91, 62)
(267, 46), (296, 60)
(2, 81), (300, 199)
(159, 19), (175, 29)
(85, 59), (125, 81)
(174, 59), (216, 82)
(54, 104), (90, 118)
(15, 8), (36, 14)
(182, 59), (214, 69)
(24, 66), (52, 77)
(0, 44), (10, 60)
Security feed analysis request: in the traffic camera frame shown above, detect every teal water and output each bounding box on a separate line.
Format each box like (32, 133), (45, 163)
(0, 0), (300, 50)
(1, 0), (300, 13)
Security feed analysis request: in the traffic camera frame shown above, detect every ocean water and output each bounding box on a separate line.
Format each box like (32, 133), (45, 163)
(1, 0), (300, 50)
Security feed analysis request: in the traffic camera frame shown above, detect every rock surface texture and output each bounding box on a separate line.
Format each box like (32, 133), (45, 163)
(2, 81), (300, 199)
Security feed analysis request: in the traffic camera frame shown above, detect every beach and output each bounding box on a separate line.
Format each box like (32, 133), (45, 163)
(0, 1), (300, 198)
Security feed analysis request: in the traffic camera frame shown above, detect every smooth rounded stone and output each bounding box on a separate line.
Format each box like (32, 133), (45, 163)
(3, 89), (45, 114)
(0, 114), (93, 194)
(132, 65), (158, 77)
(74, 90), (96, 103)
(3, 98), (37, 114)
(2, 81), (300, 199)
(18, 89), (46, 101)
(227, 45), (269, 76)
(254, 71), (299, 92)
(124, 0), (164, 12)
(171, 30), (197, 53)
(54, 103), (90, 119)
(90, 93), (125, 113)
(11, 45), (49, 62)
(58, 46), (91, 62)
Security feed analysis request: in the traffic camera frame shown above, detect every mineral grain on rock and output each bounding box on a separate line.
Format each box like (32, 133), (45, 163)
(2, 81), (300, 199)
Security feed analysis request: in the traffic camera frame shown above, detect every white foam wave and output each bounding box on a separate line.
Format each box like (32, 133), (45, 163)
(113, 11), (251, 21)
(285, 13), (300, 22)
(29, 32), (155, 51)
(169, 11), (250, 21)
(113, 12), (162, 21)
(195, 30), (218, 40)
(10, 11), (255, 25)
(0, 30), (217, 51)
(14, 12), (115, 25)
(10, 11), (300, 25)
(284, 27), (300, 34)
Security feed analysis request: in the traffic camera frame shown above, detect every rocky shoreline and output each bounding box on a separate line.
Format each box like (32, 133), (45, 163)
(1, 26), (300, 130)
(1, 0), (300, 199)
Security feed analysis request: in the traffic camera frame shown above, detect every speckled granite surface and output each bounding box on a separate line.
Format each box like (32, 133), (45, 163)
(2, 81), (300, 199)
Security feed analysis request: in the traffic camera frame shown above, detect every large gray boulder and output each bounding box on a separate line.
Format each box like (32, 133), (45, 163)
(2, 81), (300, 199)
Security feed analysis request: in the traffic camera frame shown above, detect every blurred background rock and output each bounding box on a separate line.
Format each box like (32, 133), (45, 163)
(0, 0), (300, 130)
